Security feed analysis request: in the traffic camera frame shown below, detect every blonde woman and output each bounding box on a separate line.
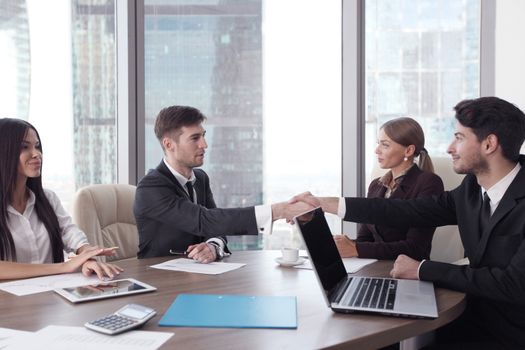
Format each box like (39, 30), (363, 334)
(335, 117), (444, 260)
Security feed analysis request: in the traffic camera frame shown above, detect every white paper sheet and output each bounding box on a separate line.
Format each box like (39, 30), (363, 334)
(6, 326), (173, 350)
(0, 273), (103, 296)
(150, 258), (245, 275)
(294, 257), (377, 273)
(0, 327), (33, 349)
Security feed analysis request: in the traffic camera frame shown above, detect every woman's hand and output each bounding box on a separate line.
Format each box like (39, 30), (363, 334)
(333, 235), (358, 258)
(81, 260), (123, 280)
(62, 246), (123, 279)
(77, 244), (118, 257)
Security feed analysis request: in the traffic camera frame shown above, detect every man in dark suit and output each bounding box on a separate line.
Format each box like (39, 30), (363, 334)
(134, 105), (309, 263)
(291, 97), (525, 349)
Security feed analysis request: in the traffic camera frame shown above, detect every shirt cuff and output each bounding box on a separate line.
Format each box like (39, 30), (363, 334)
(75, 242), (90, 254)
(206, 237), (225, 250)
(417, 259), (426, 280)
(254, 204), (272, 234)
(337, 197), (346, 218)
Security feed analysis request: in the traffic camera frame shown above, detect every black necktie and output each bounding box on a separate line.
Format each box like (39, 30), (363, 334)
(479, 191), (491, 234)
(186, 181), (195, 203)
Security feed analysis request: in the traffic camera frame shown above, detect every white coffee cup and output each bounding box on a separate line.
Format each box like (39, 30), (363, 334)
(281, 248), (299, 262)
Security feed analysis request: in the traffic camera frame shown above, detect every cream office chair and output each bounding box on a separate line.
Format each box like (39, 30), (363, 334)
(72, 184), (139, 262)
(428, 157), (465, 263)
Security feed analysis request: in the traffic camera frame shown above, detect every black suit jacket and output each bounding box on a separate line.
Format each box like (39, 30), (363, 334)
(356, 165), (444, 260)
(134, 161), (258, 258)
(344, 156), (525, 348)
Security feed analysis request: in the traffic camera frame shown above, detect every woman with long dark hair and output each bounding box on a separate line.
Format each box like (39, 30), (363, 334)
(0, 118), (122, 280)
(334, 117), (444, 260)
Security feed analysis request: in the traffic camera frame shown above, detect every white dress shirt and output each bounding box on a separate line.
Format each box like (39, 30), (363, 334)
(163, 159), (272, 251)
(482, 162), (521, 215)
(7, 189), (89, 263)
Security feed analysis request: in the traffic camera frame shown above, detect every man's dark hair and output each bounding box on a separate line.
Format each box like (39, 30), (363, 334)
(154, 106), (206, 145)
(454, 96), (525, 162)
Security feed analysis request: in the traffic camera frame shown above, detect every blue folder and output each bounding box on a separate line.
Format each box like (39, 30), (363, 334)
(159, 293), (297, 329)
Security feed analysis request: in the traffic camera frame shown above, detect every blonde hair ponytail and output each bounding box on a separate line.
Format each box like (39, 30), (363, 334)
(417, 148), (434, 173)
(381, 117), (435, 174)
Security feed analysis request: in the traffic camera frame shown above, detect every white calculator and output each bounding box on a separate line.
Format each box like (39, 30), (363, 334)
(85, 303), (156, 335)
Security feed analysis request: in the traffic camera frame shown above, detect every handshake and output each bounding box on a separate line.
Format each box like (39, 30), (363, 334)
(270, 192), (339, 223)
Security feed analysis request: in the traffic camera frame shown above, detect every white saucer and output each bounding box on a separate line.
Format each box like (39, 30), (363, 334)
(275, 257), (306, 267)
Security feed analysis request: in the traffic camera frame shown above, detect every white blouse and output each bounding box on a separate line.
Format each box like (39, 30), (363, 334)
(6, 188), (88, 263)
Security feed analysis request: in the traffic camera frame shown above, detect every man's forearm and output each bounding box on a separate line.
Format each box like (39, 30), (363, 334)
(318, 197), (339, 215)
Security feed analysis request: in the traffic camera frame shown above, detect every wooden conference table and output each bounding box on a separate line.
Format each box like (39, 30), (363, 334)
(0, 251), (465, 350)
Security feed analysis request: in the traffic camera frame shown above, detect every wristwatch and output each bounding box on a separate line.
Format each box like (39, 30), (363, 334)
(208, 242), (225, 260)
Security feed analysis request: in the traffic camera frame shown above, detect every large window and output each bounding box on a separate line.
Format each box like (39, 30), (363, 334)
(143, 0), (341, 249)
(364, 0), (481, 182)
(0, 0), (117, 208)
(2, 1), (489, 251)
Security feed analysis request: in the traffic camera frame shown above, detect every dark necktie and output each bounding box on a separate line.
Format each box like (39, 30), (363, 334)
(186, 181), (195, 203)
(479, 191), (491, 234)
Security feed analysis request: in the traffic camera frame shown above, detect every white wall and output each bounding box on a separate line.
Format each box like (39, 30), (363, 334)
(495, 0), (525, 111)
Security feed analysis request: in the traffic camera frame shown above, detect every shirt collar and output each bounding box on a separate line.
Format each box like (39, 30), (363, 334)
(7, 188), (36, 216)
(163, 158), (196, 188)
(482, 162), (521, 207)
(378, 164), (414, 189)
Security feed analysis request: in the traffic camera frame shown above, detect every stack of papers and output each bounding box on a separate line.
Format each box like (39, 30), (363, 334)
(0, 326), (172, 350)
(0, 273), (101, 296)
(150, 258), (245, 275)
(294, 257), (377, 273)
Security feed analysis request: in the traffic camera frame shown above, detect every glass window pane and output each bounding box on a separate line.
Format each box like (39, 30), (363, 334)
(143, 0), (341, 250)
(365, 0), (480, 182)
(0, 0), (117, 208)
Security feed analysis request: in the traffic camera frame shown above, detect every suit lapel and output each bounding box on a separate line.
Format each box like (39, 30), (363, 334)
(156, 161), (191, 200)
(390, 165), (420, 199)
(472, 162), (525, 265)
(193, 171), (206, 205)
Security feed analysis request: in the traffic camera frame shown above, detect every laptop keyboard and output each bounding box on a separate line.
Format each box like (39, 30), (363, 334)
(340, 278), (397, 310)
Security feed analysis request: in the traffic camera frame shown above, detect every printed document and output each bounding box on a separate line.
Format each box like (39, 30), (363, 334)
(151, 258), (245, 275)
(294, 257), (377, 273)
(6, 325), (173, 350)
(0, 327), (33, 349)
(0, 273), (102, 296)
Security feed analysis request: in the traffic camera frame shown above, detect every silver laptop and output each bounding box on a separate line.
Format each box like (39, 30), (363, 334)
(295, 207), (438, 319)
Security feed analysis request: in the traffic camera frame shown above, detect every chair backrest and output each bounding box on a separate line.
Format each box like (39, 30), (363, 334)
(369, 157), (465, 263)
(72, 184), (138, 262)
(429, 157), (465, 263)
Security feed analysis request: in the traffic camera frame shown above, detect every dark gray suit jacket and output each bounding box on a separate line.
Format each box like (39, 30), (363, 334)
(134, 161), (258, 258)
(344, 155), (525, 348)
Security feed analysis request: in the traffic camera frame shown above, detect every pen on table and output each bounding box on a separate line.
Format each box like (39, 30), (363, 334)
(169, 250), (188, 256)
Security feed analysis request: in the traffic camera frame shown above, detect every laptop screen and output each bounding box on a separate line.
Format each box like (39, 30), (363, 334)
(296, 208), (347, 295)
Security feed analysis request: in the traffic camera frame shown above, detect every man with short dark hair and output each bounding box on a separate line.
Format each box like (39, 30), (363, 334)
(134, 105), (308, 263)
(292, 97), (525, 349)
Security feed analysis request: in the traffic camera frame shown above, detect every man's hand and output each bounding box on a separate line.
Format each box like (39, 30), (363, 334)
(289, 192), (339, 215)
(333, 235), (358, 258)
(390, 254), (420, 280)
(271, 200), (314, 223)
(186, 242), (217, 264)
(289, 192), (320, 207)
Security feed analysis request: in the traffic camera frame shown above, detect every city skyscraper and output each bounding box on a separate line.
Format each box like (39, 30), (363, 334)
(71, 0), (117, 189)
(0, 0), (30, 119)
(144, 0), (263, 249)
